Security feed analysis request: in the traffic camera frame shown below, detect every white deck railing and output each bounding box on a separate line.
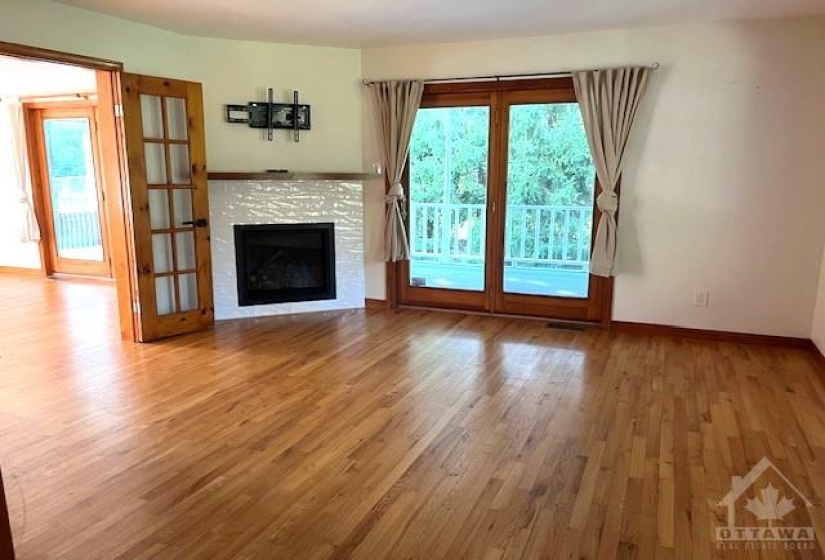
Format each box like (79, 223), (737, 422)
(409, 203), (593, 269)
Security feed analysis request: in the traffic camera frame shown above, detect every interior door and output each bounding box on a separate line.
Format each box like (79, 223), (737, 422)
(121, 74), (214, 341)
(28, 104), (110, 277)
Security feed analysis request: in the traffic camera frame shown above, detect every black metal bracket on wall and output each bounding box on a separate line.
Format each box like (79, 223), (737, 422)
(225, 88), (311, 142)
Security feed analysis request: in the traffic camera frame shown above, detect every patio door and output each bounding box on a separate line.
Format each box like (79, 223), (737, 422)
(398, 79), (612, 323)
(121, 73), (214, 341)
(28, 104), (110, 277)
(398, 91), (494, 311)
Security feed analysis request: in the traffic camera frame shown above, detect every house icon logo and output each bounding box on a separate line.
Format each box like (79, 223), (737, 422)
(716, 457), (816, 549)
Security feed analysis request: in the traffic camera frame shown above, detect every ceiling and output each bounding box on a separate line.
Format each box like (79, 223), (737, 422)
(54, 0), (825, 48)
(0, 55), (97, 98)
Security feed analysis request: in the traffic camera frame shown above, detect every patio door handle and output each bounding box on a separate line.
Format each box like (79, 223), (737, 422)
(183, 218), (208, 228)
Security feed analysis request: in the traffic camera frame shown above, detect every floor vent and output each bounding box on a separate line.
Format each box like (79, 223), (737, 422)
(546, 322), (588, 331)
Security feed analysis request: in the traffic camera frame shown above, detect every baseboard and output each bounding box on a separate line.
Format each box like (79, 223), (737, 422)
(611, 321), (811, 349)
(360, 306), (816, 352)
(810, 341), (825, 369)
(0, 266), (42, 276)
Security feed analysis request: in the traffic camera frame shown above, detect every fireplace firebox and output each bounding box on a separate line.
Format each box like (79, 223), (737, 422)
(234, 223), (336, 306)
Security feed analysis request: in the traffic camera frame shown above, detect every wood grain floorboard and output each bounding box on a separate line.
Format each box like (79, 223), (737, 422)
(1, 275), (824, 559)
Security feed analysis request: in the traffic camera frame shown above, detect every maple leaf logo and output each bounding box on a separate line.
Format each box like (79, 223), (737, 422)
(744, 484), (796, 521)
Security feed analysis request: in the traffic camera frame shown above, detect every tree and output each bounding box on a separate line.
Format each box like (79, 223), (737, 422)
(408, 103), (596, 261)
(44, 119), (89, 178)
(409, 103), (595, 207)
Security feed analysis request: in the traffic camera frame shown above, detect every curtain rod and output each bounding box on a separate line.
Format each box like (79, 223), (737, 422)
(361, 62), (660, 86)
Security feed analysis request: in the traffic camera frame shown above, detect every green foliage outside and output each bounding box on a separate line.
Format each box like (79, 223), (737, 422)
(44, 118), (90, 178)
(408, 103), (595, 206)
(43, 118), (98, 212)
(407, 103), (596, 265)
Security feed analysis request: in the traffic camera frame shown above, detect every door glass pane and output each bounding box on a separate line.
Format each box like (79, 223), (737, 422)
(42, 118), (104, 262)
(148, 189), (170, 230)
(175, 231), (196, 270)
(178, 273), (198, 311)
(166, 97), (188, 141)
(155, 276), (176, 315)
(408, 106), (489, 292)
(503, 103), (595, 298)
(140, 95), (164, 139)
(152, 233), (173, 273)
(168, 144), (191, 184)
(144, 143), (167, 184)
(171, 189), (193, 227)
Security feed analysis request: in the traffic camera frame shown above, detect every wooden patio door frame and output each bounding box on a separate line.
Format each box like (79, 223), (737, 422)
(26, 102), (112, 277)
(392, 77), (614, 325)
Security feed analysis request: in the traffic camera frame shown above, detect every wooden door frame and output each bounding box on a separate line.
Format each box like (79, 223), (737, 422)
(396, 90), (494, 313)
(0, 41), (140, 341)
(25, 102), (112, 277)
(390, 77), (615, 326)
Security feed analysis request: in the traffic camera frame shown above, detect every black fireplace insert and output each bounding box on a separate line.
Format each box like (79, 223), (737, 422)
(234, 223), (336, 306)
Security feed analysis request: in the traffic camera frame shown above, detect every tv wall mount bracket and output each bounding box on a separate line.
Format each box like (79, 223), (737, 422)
(225, 88), (310, 142)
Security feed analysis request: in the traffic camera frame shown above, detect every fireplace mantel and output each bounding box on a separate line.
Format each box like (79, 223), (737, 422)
(207, 171), (378, 182)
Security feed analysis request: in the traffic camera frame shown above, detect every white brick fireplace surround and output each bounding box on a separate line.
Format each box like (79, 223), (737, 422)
(208, 180), (365, 320)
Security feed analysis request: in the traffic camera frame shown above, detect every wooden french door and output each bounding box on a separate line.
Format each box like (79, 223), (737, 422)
(27, 104), (111, 277)
(121, 74), (214, 341)
(397, 78), (612, 323)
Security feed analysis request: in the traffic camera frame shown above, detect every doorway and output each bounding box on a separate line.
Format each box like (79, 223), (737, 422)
(0, 41), (216, 343)
(397, 78), (612, 322)
(27, 103), (110, 276)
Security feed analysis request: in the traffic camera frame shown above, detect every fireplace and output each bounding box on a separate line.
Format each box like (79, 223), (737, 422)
(234, 223), (336, 306)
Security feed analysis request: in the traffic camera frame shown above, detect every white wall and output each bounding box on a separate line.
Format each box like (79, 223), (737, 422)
(812, 246), (825, 353)
(362, 18), (825, 337)
(0, 0), (363, 174)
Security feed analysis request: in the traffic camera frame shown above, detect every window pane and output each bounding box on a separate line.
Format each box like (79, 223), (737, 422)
(152, 233), (173, 273)
(42, 118), (104, 262)
(166, 97), (188, 141)
(503, 103), (595, 298)
(171, 189), (193, 227)
(140, 95), (164, 139)
(175, 231), (196, 270)
(148, 189), (170, 230)
(408, 106), (489, 292)
(168, 144), (190, 184)
(144, 143), (166, 185)
(178, 273), (198, 311)
(155, 276), (176, 315)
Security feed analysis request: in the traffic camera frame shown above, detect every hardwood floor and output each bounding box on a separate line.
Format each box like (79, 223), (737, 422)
(1, 274), (825, 559)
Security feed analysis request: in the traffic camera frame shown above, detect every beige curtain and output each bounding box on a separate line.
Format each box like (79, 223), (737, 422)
(573, 67), (650, 277)
(368, 80), (424, 261)
(4, 99), (40, 242)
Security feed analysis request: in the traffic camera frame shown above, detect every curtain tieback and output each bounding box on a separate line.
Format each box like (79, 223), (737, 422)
(596, 190), (618, 213)
(385, 182), (405, 204)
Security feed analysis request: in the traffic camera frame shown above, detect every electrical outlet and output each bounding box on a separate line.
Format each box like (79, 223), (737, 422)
(694, 290), (710, 307)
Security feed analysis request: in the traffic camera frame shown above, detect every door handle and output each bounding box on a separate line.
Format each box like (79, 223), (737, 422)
(182, 218), (208, 228)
